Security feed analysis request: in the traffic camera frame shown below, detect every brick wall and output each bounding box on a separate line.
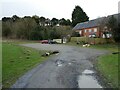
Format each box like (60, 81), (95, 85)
(76, 27), (102, 37)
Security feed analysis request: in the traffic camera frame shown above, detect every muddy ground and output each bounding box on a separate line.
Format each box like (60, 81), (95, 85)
(11, 43), (109, 88)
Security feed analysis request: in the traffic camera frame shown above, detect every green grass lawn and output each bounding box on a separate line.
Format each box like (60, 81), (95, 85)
(97, 54), (118, 88)
(2, 42), (48, 88)
(2, 39), (38, 44)
(66, 42), (119, 52)
(89, 44), (119, 52)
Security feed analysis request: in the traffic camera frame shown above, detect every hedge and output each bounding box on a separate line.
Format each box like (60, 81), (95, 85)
(71, 37), (115, 44)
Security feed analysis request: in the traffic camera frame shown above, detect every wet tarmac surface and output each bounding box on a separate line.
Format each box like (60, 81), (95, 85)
(11, 43), (109, 88)
(78, 69), (102, 88)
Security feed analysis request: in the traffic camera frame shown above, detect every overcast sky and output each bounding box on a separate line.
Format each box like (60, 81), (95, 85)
(0, 0), (120, 20)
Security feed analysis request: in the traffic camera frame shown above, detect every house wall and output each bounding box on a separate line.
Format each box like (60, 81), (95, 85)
(75, 30), (84, 36)
(84, 27), (99, 37)
(77, 27), (102, 37)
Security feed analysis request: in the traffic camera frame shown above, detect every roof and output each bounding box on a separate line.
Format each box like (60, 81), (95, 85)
(72, 18), (105, 30)
(73, 13), (120, 30)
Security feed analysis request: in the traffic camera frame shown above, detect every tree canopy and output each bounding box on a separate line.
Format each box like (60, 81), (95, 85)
(51, 18), (59, 26)
(59, 18), (71, 26)
(72, 5), (89, 27)
(107, 15), (120, 42)
(2, 15), (72, 40)
(32, 15), (39, 24)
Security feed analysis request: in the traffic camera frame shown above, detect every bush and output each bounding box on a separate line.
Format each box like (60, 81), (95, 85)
(71, 37), (114, 44)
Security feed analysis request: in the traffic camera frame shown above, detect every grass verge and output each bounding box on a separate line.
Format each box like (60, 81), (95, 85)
(2, 42), (48, 88)
(89, 44), (119, 52)
(66, 42), (118, 51)
(97, 54), (118, 88)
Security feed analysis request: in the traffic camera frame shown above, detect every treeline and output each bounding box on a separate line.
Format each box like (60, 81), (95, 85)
(2, 5), (90, 40)
(2, 15), (72, 40)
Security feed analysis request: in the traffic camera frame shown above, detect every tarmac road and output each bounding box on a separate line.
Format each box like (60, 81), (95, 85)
(11, 43), (109, 88)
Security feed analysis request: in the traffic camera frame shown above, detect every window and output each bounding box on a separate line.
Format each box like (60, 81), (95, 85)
(79, 31), (82, 34)
(89, 29), (92, 32)
(94, 28), (97, 32)
(84, 30), (87, 33)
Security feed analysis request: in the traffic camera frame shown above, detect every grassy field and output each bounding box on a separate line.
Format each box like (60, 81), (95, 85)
(66, 42), (118, 51)
(89, 44), (119, 52)
(2, 39), (39, 44)
(2, 42), (48, 88)
(97, 54), (118, 88)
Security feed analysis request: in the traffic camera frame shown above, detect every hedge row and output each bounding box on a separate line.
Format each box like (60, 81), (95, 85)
(71, 37), (115, 44)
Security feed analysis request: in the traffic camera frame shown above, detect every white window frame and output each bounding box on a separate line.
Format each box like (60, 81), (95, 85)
(94, 28), (97, 32)
(79, 31), (82, 34)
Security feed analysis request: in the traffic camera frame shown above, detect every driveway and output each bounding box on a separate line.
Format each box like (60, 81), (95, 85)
(12, 43), (109, 88)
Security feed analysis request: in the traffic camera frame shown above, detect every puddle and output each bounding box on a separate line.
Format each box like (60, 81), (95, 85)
(68, 63), (72, 65)
(56, 59), (75, 66)
(82, 69), (94, 75)
(78, 69), (102, 88)
(71, 59), (76, 63)
(55, 53), (59, 55)
(55, 59), (64, 67)
(57, 64), (62, 67)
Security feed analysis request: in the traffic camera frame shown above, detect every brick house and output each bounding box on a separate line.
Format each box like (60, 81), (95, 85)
(72, 13), (120, 38)
(72, 18), (105, 38)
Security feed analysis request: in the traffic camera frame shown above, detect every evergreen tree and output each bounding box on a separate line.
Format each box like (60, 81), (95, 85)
(72, 6), (89, 27)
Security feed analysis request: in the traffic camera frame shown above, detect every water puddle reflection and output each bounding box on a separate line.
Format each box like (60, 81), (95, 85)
(78, 69), (102, 88)
(56, 59), (64, 67)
